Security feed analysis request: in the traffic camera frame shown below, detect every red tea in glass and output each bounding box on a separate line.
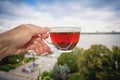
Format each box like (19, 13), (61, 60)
(49, 27), (80, 52)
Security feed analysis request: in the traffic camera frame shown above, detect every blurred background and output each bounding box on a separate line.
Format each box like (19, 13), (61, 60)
(0, 0), (120, 32)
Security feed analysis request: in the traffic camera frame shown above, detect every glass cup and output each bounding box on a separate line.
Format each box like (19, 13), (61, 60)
(49, 27), (80, 52)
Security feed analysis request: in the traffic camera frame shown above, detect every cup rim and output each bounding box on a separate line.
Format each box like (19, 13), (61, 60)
(49, 27), (81, 32)
(50, 27), (81, 29)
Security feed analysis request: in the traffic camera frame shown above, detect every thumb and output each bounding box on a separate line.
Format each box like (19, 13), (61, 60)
(27, 24), (49, 36)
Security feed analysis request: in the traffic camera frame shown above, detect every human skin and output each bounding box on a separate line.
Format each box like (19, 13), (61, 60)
(0, 24), (51, 61)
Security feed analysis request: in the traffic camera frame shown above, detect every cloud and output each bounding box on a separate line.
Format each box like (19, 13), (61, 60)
(0, 0), (120, 32)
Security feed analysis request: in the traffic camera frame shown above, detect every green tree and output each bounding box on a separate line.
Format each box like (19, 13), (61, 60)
(51, 64), (70, 80)
(41, 71), (49, 79)
(111, 46), (120, 78)
(57, 52), (78, 72)
(43, 76), (51, 80)
(77, 44), (120, 80)
(72, 47), (84, 57)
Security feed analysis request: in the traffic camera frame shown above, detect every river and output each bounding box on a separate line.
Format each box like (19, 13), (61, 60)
(78, 34), (120, 49)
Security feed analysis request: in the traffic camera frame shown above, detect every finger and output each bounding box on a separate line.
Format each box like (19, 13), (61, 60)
(35, 37), (42, 42)
(26, 36), (51, 54)
(33, 40), (50, 54)
(41, 32), (49, 39)
(35, 45), (43, 54)
(30, 45), (34, 50)
(37, 43), (44, 53)
(32, 38), (44, 54)
(40, 40), (51, 52)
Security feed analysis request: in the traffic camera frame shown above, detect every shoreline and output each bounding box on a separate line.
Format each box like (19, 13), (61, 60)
(81, 33), (120, 35)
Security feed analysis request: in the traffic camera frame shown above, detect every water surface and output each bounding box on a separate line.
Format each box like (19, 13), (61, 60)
(77, 34), (120, 49)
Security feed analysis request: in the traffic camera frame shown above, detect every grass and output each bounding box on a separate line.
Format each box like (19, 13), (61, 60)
(0, 62), (22, 72)
(69, 72), (86, 80)
(0, 57), (34, 72)
(24, 57), (34, 63)
(69, 72), (80, 80)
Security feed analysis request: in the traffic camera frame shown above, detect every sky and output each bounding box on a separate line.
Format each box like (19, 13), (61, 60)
(0, 0), (120, 32)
